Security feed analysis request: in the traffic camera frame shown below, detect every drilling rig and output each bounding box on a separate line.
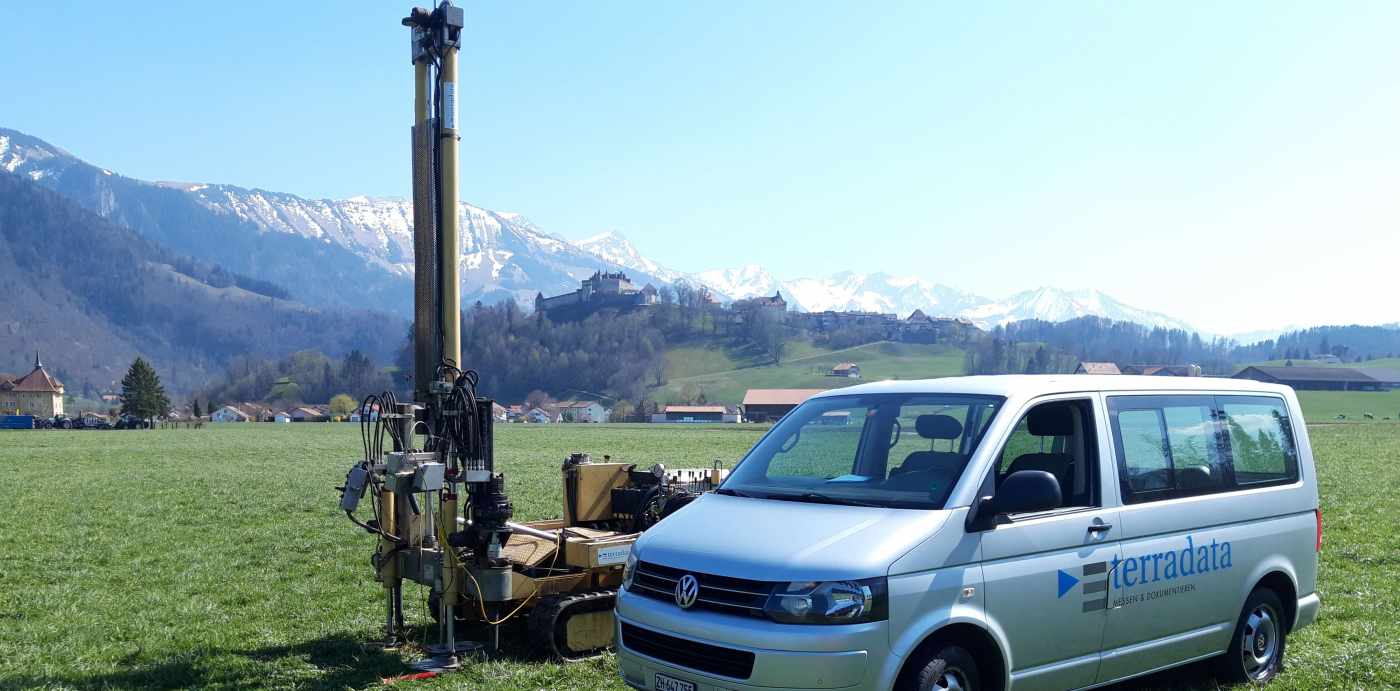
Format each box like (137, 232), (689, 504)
(336, 2), (725, 671)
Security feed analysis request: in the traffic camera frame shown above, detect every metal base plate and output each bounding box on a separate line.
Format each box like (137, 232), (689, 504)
(426, 641), (483, 656)
(408, 641), (482, 673)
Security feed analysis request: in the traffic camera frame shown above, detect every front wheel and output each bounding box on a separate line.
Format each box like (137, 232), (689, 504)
(1217, 587), (1287, 684)
(909, 644), (981, 691)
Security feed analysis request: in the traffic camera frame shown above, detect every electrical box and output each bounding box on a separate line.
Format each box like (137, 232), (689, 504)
(564, 462), (632, 524)
(340, 465), (369, 512)
(414, 462), (445, 491)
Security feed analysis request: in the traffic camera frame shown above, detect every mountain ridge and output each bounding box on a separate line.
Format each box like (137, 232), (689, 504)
(4, 126), (1201, 334)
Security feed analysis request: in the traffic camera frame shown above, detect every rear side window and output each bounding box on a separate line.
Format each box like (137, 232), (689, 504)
(1219, 396), (1299, 486)
(1108, 396), (1228, 502)
(1108, 394), (1299, 504)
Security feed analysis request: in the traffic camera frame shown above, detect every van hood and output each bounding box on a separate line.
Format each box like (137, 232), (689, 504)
(634, 493), (949, 582)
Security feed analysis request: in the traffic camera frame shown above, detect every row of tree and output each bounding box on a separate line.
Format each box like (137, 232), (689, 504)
(199, 349), (393, 411)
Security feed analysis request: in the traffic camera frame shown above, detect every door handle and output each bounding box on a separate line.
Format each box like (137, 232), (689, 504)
(1087, 522), (1113, 534)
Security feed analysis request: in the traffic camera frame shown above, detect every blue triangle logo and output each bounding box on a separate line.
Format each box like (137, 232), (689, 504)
(1057, 569), (1079, 598)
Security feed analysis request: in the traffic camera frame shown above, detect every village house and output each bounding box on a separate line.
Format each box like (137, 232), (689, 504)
(732, 291), (787, 313)
(211, 405), (251, 422)
(0, 354), (65, 417)
(1074, 362), (1122, 375)
(527, 407), (556, 424)
(556, 400), (609, 423)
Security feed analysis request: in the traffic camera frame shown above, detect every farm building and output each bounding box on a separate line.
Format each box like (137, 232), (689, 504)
(1356, 368), (1400, 390)
(0, 354), (64, 417)
(211, 405), (251, 423)
(831, 362), (861, 378)
(291, 406), (330, 422)
(1074, 362), (1121, 375)
(1121, 364), (1203, 376)
(273, 411), (292, 423)
(742, 388), (827, 422)
(1232, 365), (1381, 391)
(651, 405), (737, 423)
(556, 400), (609, 423)
(527, 407), (556, 424)
(492, 402), (508, 421)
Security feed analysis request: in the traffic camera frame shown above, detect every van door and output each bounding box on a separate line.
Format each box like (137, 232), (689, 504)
(1097, 394), (1249, 683)
(978, 396), (1122, 690)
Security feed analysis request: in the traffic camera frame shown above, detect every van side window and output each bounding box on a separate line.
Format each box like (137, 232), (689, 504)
(995, 399), (1098, 509)
(1219, 396), (1299, 486)
(1110, 396), (1229, 503)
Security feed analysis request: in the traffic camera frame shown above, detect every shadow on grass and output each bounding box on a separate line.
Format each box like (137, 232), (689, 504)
(5, 632), (410, 690)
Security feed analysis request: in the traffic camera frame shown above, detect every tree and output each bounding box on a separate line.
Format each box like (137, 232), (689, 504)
(192, 399), (203, 418)
(329, 393), (357, 418)
(120, 358), (171, 427)
(610, 399), (635, 422)
(525, 389), (553, 411)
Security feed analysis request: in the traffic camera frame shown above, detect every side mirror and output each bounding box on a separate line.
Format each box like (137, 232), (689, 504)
(965, 470), (1062, 532)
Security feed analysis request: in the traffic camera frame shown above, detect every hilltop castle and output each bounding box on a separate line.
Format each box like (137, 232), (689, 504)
(535, 270), (658, 319)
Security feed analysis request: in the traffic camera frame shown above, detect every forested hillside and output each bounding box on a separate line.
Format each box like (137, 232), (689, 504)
(0, 171), (401, 393)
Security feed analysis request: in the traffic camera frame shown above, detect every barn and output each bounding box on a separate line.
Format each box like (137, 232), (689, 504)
(741, 388), (826, 422)
(652, 405), (727, 423)
(1231, 365), (1381, 391)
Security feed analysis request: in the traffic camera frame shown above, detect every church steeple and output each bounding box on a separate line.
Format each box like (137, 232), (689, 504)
(34, 351), (41, 370)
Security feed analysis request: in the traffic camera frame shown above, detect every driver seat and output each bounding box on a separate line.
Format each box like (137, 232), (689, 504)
(891, 414), (964, 476)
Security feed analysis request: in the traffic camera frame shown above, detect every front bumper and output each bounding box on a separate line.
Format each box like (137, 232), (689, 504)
(614, 587), (890, 690)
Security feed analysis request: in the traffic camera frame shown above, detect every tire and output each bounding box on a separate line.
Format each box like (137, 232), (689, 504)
(1216, 587), (1287, 684)
(908, 644), (981, 691)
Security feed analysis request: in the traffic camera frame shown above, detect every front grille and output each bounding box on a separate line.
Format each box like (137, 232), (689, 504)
(630, 561), (773, 617)
(620, 622), (756, 679)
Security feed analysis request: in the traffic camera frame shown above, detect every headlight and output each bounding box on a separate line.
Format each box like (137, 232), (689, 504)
(621, 548), (639, 591)
(763, 577), (887, 624)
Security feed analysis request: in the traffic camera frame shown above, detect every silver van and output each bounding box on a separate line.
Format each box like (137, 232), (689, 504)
(615, 375), (1321, 691)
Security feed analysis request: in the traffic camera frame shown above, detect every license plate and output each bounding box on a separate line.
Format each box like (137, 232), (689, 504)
(654, 673), (697, 691)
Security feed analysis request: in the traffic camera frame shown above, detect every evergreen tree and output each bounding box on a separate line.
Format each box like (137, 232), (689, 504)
(192, 399), (203, 418)
(120, 358), (171, 427)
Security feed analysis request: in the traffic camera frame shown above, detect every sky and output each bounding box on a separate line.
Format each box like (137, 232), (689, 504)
(3, 1), (1399, 334)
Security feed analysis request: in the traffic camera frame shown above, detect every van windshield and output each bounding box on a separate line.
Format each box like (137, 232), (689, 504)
(723, 393), (1004, 509)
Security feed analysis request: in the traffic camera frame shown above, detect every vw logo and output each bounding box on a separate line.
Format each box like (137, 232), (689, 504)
(674, 574), (699, 609)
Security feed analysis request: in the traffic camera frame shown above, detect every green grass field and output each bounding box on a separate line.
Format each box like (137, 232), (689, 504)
(1295, 389), (1400, 423)
(658, 341), (966, 404)
(2, 422), (1397, 690)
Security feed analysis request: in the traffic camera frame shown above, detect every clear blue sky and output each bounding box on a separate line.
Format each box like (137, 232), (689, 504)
(4, 1), (1398, 333)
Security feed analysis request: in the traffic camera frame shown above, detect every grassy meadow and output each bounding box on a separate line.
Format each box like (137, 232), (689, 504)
(2, 421), (1397, 690)
(658, 340), (966, 403)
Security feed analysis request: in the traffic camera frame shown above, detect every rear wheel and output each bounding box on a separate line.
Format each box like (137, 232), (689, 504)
(1217, 587), (1287, 684)
(908, 644), (981, 691)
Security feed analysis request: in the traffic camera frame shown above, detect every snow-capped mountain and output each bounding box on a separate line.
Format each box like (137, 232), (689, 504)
(783, 272), (989, 318)
(692, 265), (787, 304)
(959, 287), (1195, 331)
(576, 231), (684, 284)
(0, 128), (665, 313)
(2, 125), (1204, 333)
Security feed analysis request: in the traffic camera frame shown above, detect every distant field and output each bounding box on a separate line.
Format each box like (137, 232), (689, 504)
(2, 422), (1396, 690)
(1248, 357), (1400, 370)
(657, 340), (966, 404)
(1296, 389), (1400, 422)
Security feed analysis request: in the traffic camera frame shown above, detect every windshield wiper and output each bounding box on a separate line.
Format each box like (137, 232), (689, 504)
(714, 487), (759, 498)
(766, 491), (882, 508)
